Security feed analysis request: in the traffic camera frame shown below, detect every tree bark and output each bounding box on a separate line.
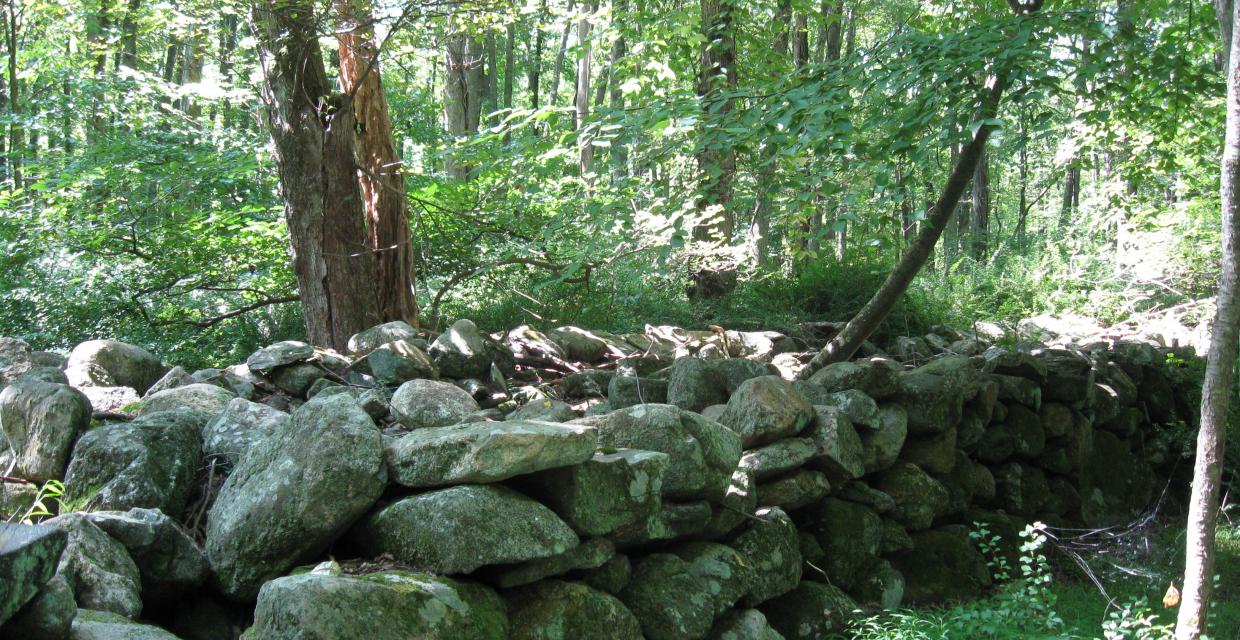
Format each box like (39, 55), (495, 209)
(335, 0), (420, 327)
(750, 0), (792, 267)
(1175, 3), (1240, 636)
(694, 0), (738, 242)
(529, 0), (546, 109)
(549, 1), (575, 109)
(484, 32), (498, 124)
(251, 0), (380, 350)
(3, 0), (18, 186)
(798, 75), (1009, 378)
(444, 30), (484, 180)
(576, 4), (594, 178)
(971, 148), (990, 258)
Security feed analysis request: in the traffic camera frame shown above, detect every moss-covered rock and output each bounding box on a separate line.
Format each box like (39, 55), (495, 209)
(758, 581), (859, 640)
(70, 609), (180, 639)
(806, 361), (900, 400)
(796, 498), (880, 591)
(82, 508), (206, 606)
(0, 380), (92, 483)
(889, 528), (991, 604)
(506, 579), (642, 640)
(248, 571), (507, 640)
(353, 485), (578, 575)
(875, 463), (950, 531)
(390, 378), (480, 429)
(3, 574), (76, 639)
(619, 543), (753, 640)
(707, 609), (785, 640)
(860, 403), (907, 473)
(137, 383), (234, 418)
(719, 377), (813, 448)
(755, 469), (831, 511)
(727, 507), (801, 607)
(485, 538), (615, 589)
(0, 522), (68, 626)
(520, 449), (668, 537)
(43, 514), (142, 619)
(804, 406), (864, 484)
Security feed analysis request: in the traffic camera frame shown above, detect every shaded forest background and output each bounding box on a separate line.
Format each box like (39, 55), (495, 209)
(0, 0), (1226, 369)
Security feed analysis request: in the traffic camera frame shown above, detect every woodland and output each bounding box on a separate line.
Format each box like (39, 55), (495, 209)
(1, 0), (1240, 638)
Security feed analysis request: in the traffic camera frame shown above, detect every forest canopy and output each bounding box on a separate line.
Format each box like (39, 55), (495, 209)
(0, 0), (1226, 368)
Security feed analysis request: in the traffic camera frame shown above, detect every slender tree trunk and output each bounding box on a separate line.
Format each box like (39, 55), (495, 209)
(609, 0), (628, 175)
(251, 0), (380, 350)
(1176, 3), (1240, 636)
(798, 74), (1010, 377)
(576, 4), (594, 178)
(549, 1), (575, 109)
(118, 0), (141, 70)
(5, 0), (19, 185)
(335, 0), (420, 327)
(484, 33), (498, 123)
(443, 31), (484, 180)
(530, 0), (546, 110)
(971, 148), (990, 258)
(749, 0), (791, 267)
(694, 0), (737, 242)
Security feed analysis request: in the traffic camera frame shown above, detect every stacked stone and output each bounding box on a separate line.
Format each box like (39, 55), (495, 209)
(0, 320), (1195, 639)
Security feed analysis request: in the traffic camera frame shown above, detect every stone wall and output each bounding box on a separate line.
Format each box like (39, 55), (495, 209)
(0, 319), (1199, 639)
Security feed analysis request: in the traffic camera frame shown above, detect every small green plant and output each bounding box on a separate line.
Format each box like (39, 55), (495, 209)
(1101, 597), (1174, 640)
(6, 479), (65, 524)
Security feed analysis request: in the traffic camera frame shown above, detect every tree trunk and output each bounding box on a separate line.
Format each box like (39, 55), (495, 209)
(609, 0), (628, 175)
(4, 0), (18, 186)
(443, 31), (484, 180)
(749, 0), (791, 267)
(694, 0), (737, 243)
(530, 0), (546, 109)
(335, 0), (420, 327)
(971, 148), (990, 259)
(251, 0), (381, 350)
(484, 33), (498, 124)
(1175, 2), (1240, 636)
(118, 0), (141, 70)
(576, 4), (594, 178)
(798, 74), (1010, 378)
(549, 1), (575, 109)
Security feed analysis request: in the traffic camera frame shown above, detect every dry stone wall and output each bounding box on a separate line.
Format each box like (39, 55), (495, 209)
(0, 318), (1200, 639)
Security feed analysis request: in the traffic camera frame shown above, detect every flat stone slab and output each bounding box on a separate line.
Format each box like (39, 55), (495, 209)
(385, 420), (597, 488)
(0, 522), (68, 625)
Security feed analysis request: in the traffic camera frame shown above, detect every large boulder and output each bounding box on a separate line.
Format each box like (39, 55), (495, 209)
(0, 523), (67, 626)
(78, 386), (141, 413)
(890, 528), (992, 604)
(727, 507), (801, 607)
(708, 609), (785, 640)
(860, 404), (908, 473)
(351, 339), (438, 386)
(248, 570), (507, 640)
(875, 463), (951, 531)
(739, 438), (817, 480)
(65, 340), (165, 395)
(69, 609), (180, 639)
(608, 501), (713, 548)
(519, 449), (669, 536)
(793, 386), (881, 430)
(510, 398), (577, 422)
(585, 404), (742, 502)
(2, 573), (76, 639)
(43, 514), (142, 619)
(667, 358), (775, 412)
(803, 406), (864, 485)
(0, 337), (34, 390)
(385, 421), (597, 488)
(548, 326), (615, 363)
(429, 319), (512, 379)
(702, 468), (757, 539)
(485, 538), (615, 589)
(806, 360), (899, 400)
(759, 581), (859, 640)
(244, 341), (314, 374)
(797, 498), (881, 591)
(353, 485), (579, 575)
(205, 394), (386, 600)
(0, 380), (92, 482)
(347, 321), (420, 356)
(897, 370), (968, 435)
(390, 379), (480, 429)
(506, 579), (642, 640)
(607, 375), (669, 409)
(63, 410), (203, 518)
(137, 383), (234, 418)
(755, 469), (832, 511)
(82, 509), (207, 605)
(619, 543), (753, 640)
(201, 398), (290, 468)
(718, 376), (814, 448)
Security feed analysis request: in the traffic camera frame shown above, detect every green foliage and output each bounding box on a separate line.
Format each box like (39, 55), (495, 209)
(6, 479), (65, 525)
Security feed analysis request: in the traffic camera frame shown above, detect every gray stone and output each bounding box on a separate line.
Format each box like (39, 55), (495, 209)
(202, 398), (290, 468)
(837, 481), (895, 514)
(562, 370), (614, 399)
(607, 500), (713, 548)
(205, 394), (386, 599)
(667, 358), (774, 412)
(244, 341), (314, 374)
(756, 470), (831, 511)
(142, 366), (190, 398)
(759, 581), (858, 640)
(43, 515), (141, 619)
(390, 378), (480, 429)
(510, 398), (576, 422)
(619, 543), (753, 640)
(0, 523), (68, 626)
(728, 507), (801, 607)
(504, 325), (568, 362)
(521, 449), (668, 536)
(487, 538), (615, 589)
(347, 321), (419, 356)
(269, 362), (325, 397)
(852, 559), (905, 610)
(65, 340), (165, 395)
(548, 326), (614, 363)
(82, 509), (206, 604)
(875, 463), (950, 531)
(708, 609), (785, 640)
(860, 403), (908, 473)
(804, 406), (864, 484)
(897, 372), (964, 435)
(430, 319), (506, 379)
(991, 373), (1042, 410)
(63, 410), (203, 518)
(77, 386), (140, 414)
(588, 404), (742, 502)
(249, 571), (509, 640)
(719, 377), (813, 448)
(69, 609), (180, 639)
(0, 337), (33, 390)
(385, 420), (597, 488)
(0, 380), (92, 482)
(353, 485), (578, 575)
(739, 438), (816, 480)
(607, 375), (669, 409)
(1, 481), (41, 521)
(3, 574), (76, 639)
(806, 360), (899, 400)
(899, 428), (958, 475)
(506, 579), (641, 640)
(352, 339), (437, 386)
(976, 422), (1017, 464)
(1007, 404), (1046, 459)
(994, 462), (1051, 517)
(798, 498), (880, 590)
(16, 367), (70, 386)
(890, 529), (991, 604)
(138, 383), (234, 418)
(880, 519), (914, 554)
